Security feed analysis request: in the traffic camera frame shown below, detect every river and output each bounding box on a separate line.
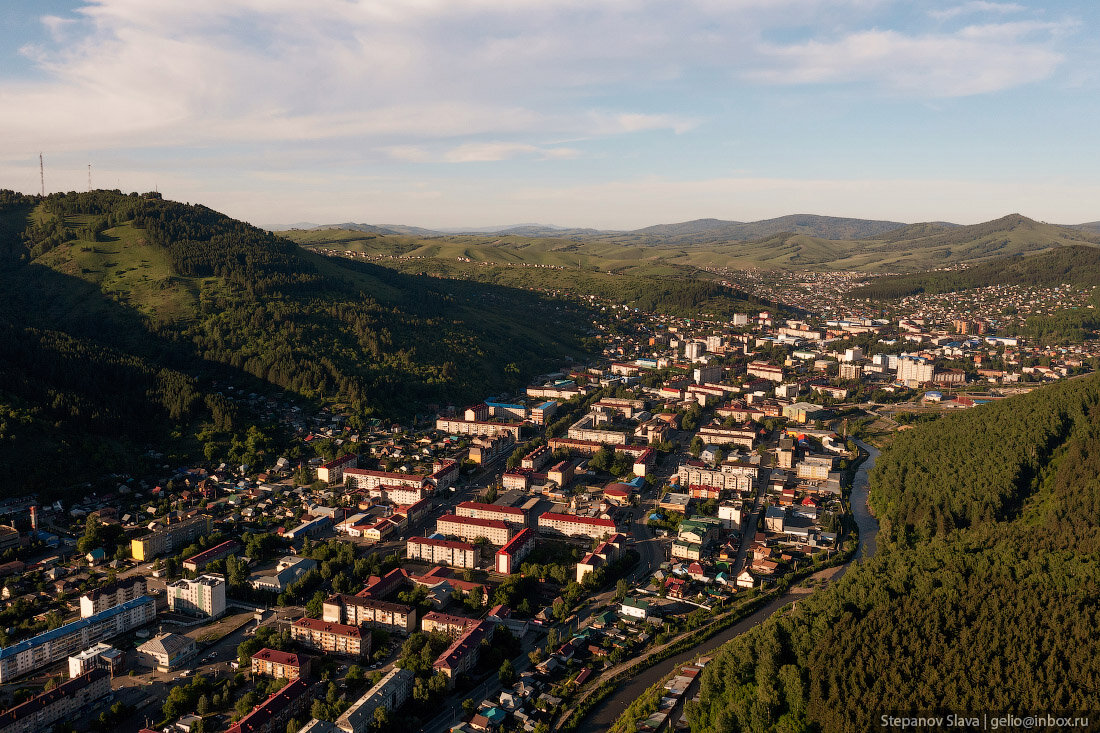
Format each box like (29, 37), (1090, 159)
(575, 441), (881, 733)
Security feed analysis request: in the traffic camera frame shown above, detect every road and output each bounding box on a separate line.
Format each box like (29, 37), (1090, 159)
(417, 632), (542, 733)
(570, 445), (881, 733)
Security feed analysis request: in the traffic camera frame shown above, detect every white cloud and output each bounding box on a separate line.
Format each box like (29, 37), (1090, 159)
(1, 0), (1022, 158)
(749, 23), (1065, 96)
(930, 2), (1026, 21)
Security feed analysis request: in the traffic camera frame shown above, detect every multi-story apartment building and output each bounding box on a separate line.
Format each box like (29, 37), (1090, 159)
(896, 355), (934, 385)
(227, 679), (311, 733)
(521, 445), (552, 471)
(537, 512), (617, 541)
(432, 621), (493, 687)
(421, 611), (478, 638)
(436, 515), (513, 546)
(696, 425), (757, 449)
(167, 574), (226, 618)
(746, 361), (784, 382)
(378, 484), (429, 506)
(466, 434), (515, 465)
(322, 595), (416, 634)
(677, 461), (758, 495)
(0, 667), (111, 733)
(527, 385), (585, 400)
(433, 418), (523, 440)
(566, 414), (632, 445)
(406, 537), (479, 569)
(130, 515), (210, 562)
(79, 576), (146, 618)
(291, 617), (369, 658)
(0, 596), (155, 682)
(336, 668), (414, 733)
(495, 528), (536, 574)
(251, 648), (310, 680)
(343, 469), (427, 493)
(317, 453), (359, 484)
(455, 501), (526, 527)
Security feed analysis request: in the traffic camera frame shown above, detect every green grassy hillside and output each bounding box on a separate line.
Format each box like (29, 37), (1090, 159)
(853, 245), (1100, 299)
(291, 213), (1100, 274)
(0, 190), (608, 494)
(288, 229), (780, 318)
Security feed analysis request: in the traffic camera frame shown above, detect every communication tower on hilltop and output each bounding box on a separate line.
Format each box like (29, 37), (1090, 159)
(88, 163), (92, 192)
(39, 153), (45, 196)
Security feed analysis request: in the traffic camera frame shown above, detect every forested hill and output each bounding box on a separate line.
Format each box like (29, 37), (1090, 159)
(0, 189), (597, 493)
(852, 245), (1100, 299)
(688, 376), (1100, 732)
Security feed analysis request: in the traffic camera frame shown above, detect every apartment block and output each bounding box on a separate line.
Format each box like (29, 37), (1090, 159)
(406, 536), (479, 569)
(167, 574), (226, 618)
(251, 648), (310, 680)
(336, 668), (414, 733)
(291, 617), (369, 658)
(0, 596), (155, 682)
(79, 576), (146, 618)
(495, 528), (536, 574)
(537, 512), (617, 541)
(322, 595), (416, 634)
(130, 515), (211, 562)
(0, 667), (111, 733)
(436, 515), (513, 546)
(455, 501), (526, 526)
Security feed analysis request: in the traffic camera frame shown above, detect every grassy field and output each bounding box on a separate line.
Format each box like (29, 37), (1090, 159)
(35, 215), (209, 325)
(284, 214), (1100, 274)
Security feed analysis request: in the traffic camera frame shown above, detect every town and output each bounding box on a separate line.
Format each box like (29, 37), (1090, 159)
(0, 275), (1093, 733)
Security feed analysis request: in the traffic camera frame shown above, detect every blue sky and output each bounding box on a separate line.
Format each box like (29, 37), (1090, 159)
(1, 0), (1098, 229)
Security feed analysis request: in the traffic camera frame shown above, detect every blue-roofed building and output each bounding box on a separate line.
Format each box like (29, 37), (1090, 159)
(285, 515), (332, 540)
(530, 400), (559, 426)
(0, 595), (156, 682)
(484, 401), (528, 420)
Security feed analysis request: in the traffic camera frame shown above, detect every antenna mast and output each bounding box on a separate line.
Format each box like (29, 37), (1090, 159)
(88, 163), (92, 192)
(39, 153), (45, 196)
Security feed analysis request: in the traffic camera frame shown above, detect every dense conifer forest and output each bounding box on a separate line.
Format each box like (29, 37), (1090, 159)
(687, 376), (1100, 733)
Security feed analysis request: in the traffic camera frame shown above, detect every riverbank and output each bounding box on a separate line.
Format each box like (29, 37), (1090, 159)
(569, 444), (881, 733)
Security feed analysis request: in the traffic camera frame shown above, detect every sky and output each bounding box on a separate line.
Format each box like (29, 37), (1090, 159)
(1, 0), (1098, 230)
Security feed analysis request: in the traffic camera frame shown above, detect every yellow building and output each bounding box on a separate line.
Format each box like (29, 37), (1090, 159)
(131, 515), (210, 561)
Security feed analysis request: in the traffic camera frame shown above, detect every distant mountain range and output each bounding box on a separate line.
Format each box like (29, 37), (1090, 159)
(288, 212), (1100, 273)
(300, 212), (1099, 246)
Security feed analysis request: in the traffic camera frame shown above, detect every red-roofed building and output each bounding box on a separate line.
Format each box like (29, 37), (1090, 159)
(436, 515), (513, 546)
(456, 501), (527, 526)
(407, 536), (479, 569)
(291, 617), (369, 657)
(356, 568), (408, 600)
(421, 611), (478, 638)
(344, 469), (428, 492)
(433, 620), (494, 687)
(317, 453), (358, 485)
(538, 512), (617, 541)
(250, 648), (310, 680)
(182, 540), (240, 573)
(495, 528), (536, 574)
(227, 679), (310, 733)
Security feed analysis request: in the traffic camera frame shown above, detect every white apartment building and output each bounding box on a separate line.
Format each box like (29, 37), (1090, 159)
(167, 574), (226, 618)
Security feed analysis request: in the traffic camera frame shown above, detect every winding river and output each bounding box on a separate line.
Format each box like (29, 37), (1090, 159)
(575, 442), (881, 733)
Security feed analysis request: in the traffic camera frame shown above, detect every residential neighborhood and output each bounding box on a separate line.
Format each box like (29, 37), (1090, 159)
(0, 282), (1088, 733)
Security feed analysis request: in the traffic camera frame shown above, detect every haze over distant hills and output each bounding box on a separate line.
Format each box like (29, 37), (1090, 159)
(288, 212), (1100, 273)
(295, 212), (1100, 251)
